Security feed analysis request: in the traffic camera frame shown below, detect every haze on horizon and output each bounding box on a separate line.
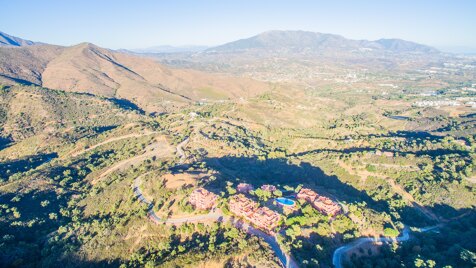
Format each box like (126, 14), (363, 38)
(1, 0), (476, 53)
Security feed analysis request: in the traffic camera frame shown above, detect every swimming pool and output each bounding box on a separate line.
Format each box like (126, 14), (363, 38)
(275, 197), (296, 207)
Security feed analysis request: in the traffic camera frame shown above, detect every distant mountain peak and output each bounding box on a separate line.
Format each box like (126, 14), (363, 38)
(72, 42), (105, 51)
(207, 30), (439, 55)
(375, 38), (438, 53)
(0, 31), (37, 47)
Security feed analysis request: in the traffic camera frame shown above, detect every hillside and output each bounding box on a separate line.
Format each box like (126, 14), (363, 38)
(154, 30), (447, 83)
(375, 38), (438, 53)
(0, 36), (270, 113)
(0, 29), (475, 268)
(0, 84), (141, 142)
(0, 77), (475, 267)
(0, 44), (64, 85)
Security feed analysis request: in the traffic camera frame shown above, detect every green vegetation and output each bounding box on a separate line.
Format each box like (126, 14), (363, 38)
(1, 78), (475, 268)
(346, 214), (476, 268)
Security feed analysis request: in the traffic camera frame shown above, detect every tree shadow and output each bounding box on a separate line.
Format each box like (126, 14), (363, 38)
(290, 146), (469, 159)
(428, 203), (474, 220)
(0, 74), (38, 86)
(1, 252), (124, 268)
(294, 231), (341, 266)
(370, 130), (444, 141)
(0, 188), (74, 267)
(343, 211), (476, 268)
(201, 155), (473, 227)
(0, 152), (58, 180)
(0, 136), (13, 151)
(202, 155), (391, 215)
(461, 112), (476, 118)
(289, 147), (377, 157)
(90, 125), (118, 134)
(288, 127), (472, 162)
(107, 97), (145, 115)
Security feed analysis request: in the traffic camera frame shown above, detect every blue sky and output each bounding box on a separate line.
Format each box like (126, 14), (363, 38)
(1, 0), (475, 52)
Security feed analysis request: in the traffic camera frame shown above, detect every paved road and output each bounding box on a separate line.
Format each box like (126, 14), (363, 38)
(133, 174), (296, 268)
(131, 136), (297, 268)
(231, 219), (298, 268)
(332, 212), (473, 268)
(133, 175), (223, 223)
(132, 174), (152, 205)
(332, 226), (424, 268)
(163, 210), (225, 224)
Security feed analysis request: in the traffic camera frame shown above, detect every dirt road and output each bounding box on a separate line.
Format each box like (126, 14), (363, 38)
(92, 136), (174, 185)
(68, 130), (157, 157)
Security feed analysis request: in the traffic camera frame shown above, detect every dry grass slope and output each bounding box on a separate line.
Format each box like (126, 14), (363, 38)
(0, 43), (270, 113)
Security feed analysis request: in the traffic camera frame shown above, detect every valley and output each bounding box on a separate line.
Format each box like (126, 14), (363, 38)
(0, 29), (475, 268)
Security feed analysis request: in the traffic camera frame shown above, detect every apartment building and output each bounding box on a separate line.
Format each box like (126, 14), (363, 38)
(189, 188), (218, 210)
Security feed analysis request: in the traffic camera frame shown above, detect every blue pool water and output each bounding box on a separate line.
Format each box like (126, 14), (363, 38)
(276, 197), (296, 206)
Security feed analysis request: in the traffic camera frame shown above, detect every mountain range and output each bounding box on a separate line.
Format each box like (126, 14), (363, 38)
(152, 30), (447, 82)
(0, 33), (268, 113)
(0, 30), (447, 111)
(206, 30), (439, 55)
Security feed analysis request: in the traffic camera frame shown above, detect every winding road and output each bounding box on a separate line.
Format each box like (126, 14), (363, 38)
(131, 137), (297, 267)
(332, 210), (474, 267)
(64, 127), (157, 158)
(125, 133), (451, 268)
(93, 135), (173, 185)
(332, 226), (440, 268)
(132, 175), (297, 267)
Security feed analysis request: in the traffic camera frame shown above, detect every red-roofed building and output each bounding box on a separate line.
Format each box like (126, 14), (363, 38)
(249, 207), (281, 231)
(297, 188), (341, 216)
(297, 188), (318, 201)
(228, 194), (281, 232)
(311, 196), (342, 216)
(229, 194), (258, 218)
(261, 184), (277, 192)
(189, 188), (218, 210)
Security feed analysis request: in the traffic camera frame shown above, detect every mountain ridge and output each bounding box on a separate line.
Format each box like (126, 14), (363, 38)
(0, 31), (38, 47)
(151, 30), (446, 83)
(205, 30), (439, 54)
(0, 34), (269, 113)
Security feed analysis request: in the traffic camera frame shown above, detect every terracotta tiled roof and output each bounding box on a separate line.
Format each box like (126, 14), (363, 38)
(189, 188), (218, 210)
(297, 188), (341, 216)
(228, 194), (280, 231)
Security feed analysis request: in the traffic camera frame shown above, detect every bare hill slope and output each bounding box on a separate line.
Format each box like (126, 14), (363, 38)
(0, 85), (140, 141)
(0, 38), (269, 112)
(0, 45), (64, 85)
